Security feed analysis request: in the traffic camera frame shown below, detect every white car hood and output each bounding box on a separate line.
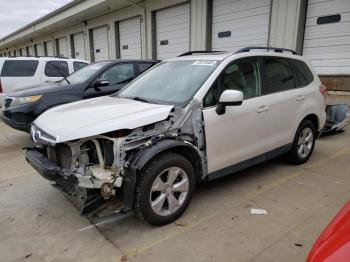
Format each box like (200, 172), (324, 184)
(34, 96), (174, 142)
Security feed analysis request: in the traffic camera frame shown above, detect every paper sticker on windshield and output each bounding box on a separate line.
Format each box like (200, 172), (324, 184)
(193, 60), (217, 66)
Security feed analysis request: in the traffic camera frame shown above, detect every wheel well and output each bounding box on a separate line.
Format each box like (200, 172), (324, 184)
(302, 114), (319, 131)
(149, 146), (203, 183)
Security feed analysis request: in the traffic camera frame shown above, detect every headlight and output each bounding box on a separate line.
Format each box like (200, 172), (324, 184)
(10, 95), (42, 107)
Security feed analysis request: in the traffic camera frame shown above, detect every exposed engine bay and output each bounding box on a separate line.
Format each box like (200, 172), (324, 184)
(27, 100), (207, 215)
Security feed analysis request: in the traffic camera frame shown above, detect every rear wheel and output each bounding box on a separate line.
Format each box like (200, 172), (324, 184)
(288, 120), (316, 165)
(134, 153), (195, 226)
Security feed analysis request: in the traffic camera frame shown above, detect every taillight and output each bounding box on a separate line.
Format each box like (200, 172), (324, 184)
(319, 84), (327, 98)
(0, 78), (2, 93)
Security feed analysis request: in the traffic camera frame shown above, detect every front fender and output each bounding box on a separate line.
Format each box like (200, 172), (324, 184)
(123, 139), (200, 209)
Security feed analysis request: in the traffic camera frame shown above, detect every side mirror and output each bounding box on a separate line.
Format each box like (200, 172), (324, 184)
(216, 90), (243, 115)
(94, 79), (109, 90)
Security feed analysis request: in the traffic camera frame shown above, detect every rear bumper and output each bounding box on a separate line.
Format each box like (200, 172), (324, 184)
(25, 148), (77, 193)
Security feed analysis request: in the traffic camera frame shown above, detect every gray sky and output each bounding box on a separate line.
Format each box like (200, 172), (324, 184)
(0, 0), (73, 38)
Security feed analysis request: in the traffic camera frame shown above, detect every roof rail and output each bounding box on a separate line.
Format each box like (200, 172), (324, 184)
(178, 50), (226, 57)
(235, 46), (296, 55)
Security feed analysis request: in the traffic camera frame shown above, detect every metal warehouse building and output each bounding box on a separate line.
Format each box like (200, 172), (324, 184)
(0, 0), (349, 89)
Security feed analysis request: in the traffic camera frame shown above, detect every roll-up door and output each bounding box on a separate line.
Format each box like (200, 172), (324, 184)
(27, 46), (34, 56)
(57, 37), (68, 57)
(35, 44), (44, 56)
(303, 0), (350, 75)
(211, 0), (271, 52)
(92, 26), (109, 61)
(155, 3), (190, 59)
(119, 17), (142, 59)
(72, 32), (86, 60)
(45, 41), (54, 56)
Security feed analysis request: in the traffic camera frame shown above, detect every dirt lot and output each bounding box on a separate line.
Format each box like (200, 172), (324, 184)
(1, 120), (350, 262)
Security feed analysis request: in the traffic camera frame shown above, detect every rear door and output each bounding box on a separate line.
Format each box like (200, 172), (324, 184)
(261, 56), (300, 150)
(84, 63), (135, 99)
(203, 57), (270, 175)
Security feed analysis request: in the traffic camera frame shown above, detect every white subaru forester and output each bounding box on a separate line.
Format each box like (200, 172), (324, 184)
(26, 47), (326, 225)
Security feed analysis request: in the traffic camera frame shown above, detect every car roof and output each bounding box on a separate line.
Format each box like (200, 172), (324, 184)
(0, 56), (88, 62)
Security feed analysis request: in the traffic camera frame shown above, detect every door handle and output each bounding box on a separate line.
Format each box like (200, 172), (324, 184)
(296, 95), (305, 101)
(257, 105), (270, 113)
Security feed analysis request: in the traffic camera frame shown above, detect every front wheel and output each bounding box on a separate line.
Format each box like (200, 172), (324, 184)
(134, 153), (196, 226)
(288, 120), (316, 165)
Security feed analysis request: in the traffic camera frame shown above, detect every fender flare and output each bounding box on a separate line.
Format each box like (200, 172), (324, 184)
(122, 139), (201, 209)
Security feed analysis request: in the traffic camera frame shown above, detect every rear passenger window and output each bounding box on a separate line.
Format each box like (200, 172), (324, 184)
(289, 59), (314, 88)
(73, 62), (88, 71)
(1, 60), (39, 77)
(263, 57), (295, 94)
(138, 63), (153, 74)
(45, 61), (69, 77)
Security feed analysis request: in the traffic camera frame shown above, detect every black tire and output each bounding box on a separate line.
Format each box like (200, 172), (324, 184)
(288, 120), (316, 165)
(134, 152), (196, 226)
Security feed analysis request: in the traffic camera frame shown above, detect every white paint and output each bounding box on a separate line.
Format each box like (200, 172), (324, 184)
(34, 96), (174, 143)
(156, 3), (190, 59)
(303, 0), (350, 75)
(211, 0), (271, 52)
(92, 26), (109, 61)
(73, 32), (86, 60)
(119, 17), (142, 59)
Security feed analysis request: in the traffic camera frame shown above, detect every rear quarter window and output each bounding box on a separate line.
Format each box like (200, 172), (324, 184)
(45, 61), (69, 77)
(289, 59), (314, 88)
(1, 60), (39, 77)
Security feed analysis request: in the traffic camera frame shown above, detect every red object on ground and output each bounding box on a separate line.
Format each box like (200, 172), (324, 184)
(307, 201), (350, 262)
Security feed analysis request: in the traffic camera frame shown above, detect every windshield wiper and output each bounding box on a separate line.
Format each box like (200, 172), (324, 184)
(125, 96), (155, 104)
(47, 61), (71, 84)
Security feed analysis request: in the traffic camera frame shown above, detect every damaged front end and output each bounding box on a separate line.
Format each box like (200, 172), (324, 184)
(25, 100), (207, 216)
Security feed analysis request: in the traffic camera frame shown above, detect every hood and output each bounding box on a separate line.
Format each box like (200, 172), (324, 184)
(34, 96), (174, 142)
(9, 83), (78, 97)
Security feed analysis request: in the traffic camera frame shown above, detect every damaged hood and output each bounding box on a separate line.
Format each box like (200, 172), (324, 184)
(34, 96), (174, 142)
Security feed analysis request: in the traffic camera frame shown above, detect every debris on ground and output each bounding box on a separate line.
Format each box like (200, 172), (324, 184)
(175, 220), (188, 227)
(120, 255), (128, 261)
(294, 243), (303, 247)
(321, 103), (350, 134)
(250, 208), (267, 215)
(24, 254), (32, 258)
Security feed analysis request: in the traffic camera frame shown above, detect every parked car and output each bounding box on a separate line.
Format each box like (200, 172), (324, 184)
(307, 200), (350, 262)
(25, 47), (326, 225)
(1, 59), (158, 132)
(0, 56), (88, 106)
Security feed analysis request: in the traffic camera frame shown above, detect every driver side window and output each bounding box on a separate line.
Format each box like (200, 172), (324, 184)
(99, 63), (135, 85)
(203, 57), (261, 107)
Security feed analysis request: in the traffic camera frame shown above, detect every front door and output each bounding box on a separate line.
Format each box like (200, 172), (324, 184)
(203, 57), (269, 174)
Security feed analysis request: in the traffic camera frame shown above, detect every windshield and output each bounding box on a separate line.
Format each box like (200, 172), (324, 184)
(65, 62), (108, 84)
(118, 60), (219, 106)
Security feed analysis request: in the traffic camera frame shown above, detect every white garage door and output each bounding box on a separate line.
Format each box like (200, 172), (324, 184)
(303, 0), (350, 75)
(57, 37), (68, 57)
(20, 48), (25, 56)
(73, 32), (86, 60)
(212, 0), (271, 52)
(45, 41), (54, 56)
(156, 3), (190, 59)
(119, 17), (142, 59)
(35, 44), (44, 56)
(92, 26), (109, 61)
(27, 46), (34, 56)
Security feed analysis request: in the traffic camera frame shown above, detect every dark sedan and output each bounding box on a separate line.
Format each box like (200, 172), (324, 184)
(1, 59), (158, 132)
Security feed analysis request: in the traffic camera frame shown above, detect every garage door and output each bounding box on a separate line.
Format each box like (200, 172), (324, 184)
(119, 17), (142, 59)
(211, 0), (271, 51)
(303, 0), (350, 75)
(45, 41), (54, 56)
(27, 46), (34, 56)
(72, 32), (86, 60)
(92, 26), (109, 62)
(35, 44), (44, 56)
(57, 37), (68, 57)
(155, 3), (190, 59)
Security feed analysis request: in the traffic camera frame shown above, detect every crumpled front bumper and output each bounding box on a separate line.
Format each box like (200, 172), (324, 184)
(25, 148), (77, 194)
